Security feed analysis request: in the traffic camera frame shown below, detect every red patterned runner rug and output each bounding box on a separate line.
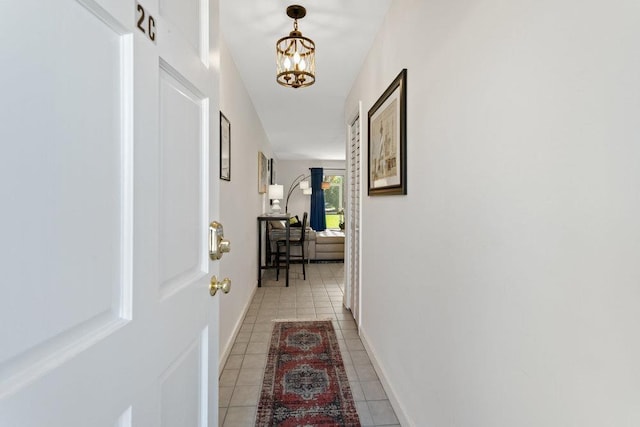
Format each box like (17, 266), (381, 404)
(256, 320), (361, 426)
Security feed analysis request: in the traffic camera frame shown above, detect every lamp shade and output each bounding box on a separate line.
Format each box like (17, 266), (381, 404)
(299, 180), (309, 190)
(268, 184), (284, 200)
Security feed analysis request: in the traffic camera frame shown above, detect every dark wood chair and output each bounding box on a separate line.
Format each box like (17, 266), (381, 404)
(276, 212), (308, 280)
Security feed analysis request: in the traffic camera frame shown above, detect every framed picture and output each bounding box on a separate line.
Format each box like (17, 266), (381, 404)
(269, 158), (276, 185)
(219, 112), (231, 181)
(368, 69), (407, 195)
(258, 151), (268, 193)
(266, 156), (271, 186)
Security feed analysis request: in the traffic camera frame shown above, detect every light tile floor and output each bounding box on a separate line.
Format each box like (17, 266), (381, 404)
(219, 262), (400, 426)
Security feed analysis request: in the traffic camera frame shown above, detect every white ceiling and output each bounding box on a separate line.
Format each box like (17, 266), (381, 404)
(220, 0), (392, 160)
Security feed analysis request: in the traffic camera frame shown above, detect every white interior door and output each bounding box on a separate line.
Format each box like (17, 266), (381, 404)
(0, 1), (221, 426)
(345, 109), (362, 325)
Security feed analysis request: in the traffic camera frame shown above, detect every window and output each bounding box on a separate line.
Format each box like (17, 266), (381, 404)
(323, 175), (344, 229)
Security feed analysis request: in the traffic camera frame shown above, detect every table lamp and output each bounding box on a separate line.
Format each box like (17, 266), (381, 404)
(268, 184), (284, 213)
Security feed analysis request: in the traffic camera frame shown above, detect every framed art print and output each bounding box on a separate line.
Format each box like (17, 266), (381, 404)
(220, 112), (230, 181)
(258, 151), (268, 193)
(368, 69), (407, 195)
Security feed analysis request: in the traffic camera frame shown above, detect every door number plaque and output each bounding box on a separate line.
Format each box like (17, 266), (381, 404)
(136, 3), (156, 43)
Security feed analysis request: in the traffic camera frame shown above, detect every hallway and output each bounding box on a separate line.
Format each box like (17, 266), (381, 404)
(219, 263), (399, 426)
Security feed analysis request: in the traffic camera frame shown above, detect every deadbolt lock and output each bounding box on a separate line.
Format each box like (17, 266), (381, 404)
(209, 221), (231, 260)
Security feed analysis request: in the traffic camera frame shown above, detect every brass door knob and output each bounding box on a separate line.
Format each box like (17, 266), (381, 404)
(210, 276), (231, 296)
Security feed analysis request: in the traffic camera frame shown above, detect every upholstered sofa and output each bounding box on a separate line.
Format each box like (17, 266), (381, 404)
(268, 222), (344, 261)
(312, 229), (345, 260)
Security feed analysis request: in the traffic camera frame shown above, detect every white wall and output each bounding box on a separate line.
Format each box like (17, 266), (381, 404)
(275, 159), (345, 219)
(346, 0), (640, 425)
(218, 39), (272, 367)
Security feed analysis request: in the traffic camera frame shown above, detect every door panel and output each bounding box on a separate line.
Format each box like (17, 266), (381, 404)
(0, 0), (133, 397)
(158, 67), (208, 297)
(159, 0), (205, 58)
(159, 327), (208, 427)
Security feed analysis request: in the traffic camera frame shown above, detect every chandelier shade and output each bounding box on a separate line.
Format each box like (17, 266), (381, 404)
(276, 5), (316, 89)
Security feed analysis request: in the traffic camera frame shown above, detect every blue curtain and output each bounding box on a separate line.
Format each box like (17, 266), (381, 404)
(310, 168), (326, 231)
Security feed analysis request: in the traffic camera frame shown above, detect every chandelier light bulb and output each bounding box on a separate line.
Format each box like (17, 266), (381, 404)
(299, 58), (306, 70)
(284, 56), (291, 70)
(293, 51), (301, 64)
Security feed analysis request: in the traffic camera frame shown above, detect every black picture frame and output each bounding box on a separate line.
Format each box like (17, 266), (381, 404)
(367, 69), (407, 195)
(269, 158), (276, 185)
(220, 112), (231, 181)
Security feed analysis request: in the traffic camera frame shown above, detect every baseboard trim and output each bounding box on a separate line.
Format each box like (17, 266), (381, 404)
(359, 328), (414, 427)
(218, 286), (257, 375)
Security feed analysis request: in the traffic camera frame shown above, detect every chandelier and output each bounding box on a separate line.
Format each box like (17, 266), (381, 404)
(276, 5), (316, 89)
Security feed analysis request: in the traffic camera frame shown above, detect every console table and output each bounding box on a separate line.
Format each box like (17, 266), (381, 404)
(257, 214), (290, 287)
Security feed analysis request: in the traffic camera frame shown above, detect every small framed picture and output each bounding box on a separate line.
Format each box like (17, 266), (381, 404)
(220, 112), (231, 181)
(269, 158), (276, 185)
(258, 151), (268, 193)
(368, 69), (407, 195)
